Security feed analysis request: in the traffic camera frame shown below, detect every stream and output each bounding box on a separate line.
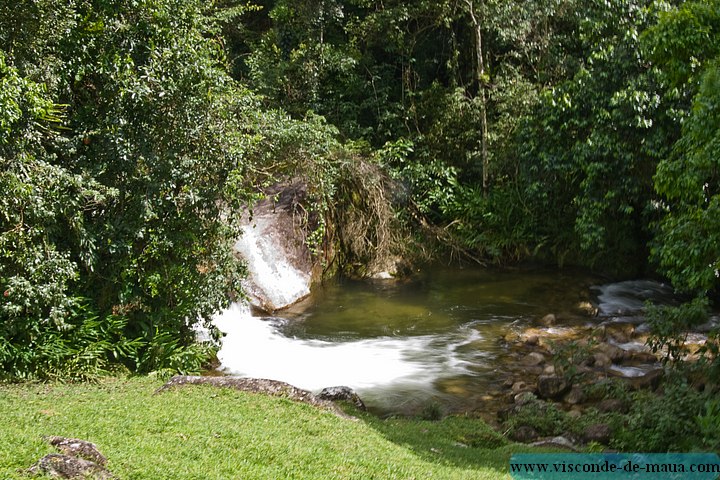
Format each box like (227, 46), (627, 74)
(213, 266), (683, 417)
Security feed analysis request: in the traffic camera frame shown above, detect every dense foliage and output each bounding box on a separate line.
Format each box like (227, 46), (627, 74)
(0, 0), (333, 379)
(1, 0), (719, 383)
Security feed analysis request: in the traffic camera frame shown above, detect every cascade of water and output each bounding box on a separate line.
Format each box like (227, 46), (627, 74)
(234, 220), (310, 311)
(593, 279), (676, 316)
(214, 304), (451, 391)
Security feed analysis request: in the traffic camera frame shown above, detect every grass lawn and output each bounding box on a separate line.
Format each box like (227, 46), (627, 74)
(0, 377), (538, 479)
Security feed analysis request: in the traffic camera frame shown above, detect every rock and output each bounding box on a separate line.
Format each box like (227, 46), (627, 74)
(627, 369), (664, 391)
(317, 386), (366, 411)
(522, 352), (546, 367)
(539, 314), (557, 327)
(567, 408), (583, 419)
(370, 271), (394, 279)
(603, 323), (635, 343)
(592, 352), (612, 370)
(594, 342), (628, 362)
(156, 375), (355, 419)
(583, 423), (612, 444)
(233, 180), (318, 312)
(511, 426), (539, 443)
(514, 392), (537, 406)
(504, 331), (520, 343)
(28, 454), (114, 479)
(42, 437), (107, 466)
(530, 436), (580, 452)
(524, 335), (539, 346)
(511, 381), (528, 394)
(628, 351), (658, 363)
(575, 301), (599, 317)
(537, 375), (570, 400)
(596, 398), (629, 414)
(563, 386), (585, 405)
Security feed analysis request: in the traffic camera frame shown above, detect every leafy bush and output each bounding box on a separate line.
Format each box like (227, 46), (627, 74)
(613, 379), (712, 451)
(1, 1), (257, 379)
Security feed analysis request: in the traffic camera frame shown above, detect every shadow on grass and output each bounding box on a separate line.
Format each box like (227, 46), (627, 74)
(347, 405), (543, 475)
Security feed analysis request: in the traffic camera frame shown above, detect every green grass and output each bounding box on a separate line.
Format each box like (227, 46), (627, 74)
(0, 377), (537, 479)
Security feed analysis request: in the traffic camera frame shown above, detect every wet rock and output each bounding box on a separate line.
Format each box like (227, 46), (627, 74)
(42, 437), (107, 466)
(524, 335), (539, 346)
(531, 366), (547, 377)
(522, 352), (546, 367)
(583, 423), (612, 444)
(563, 386), (585, 405)
(628, 351), (658, 363)
(232, 180), (319, 312)
(627, 369), (664, 391)
(575, 301), (599, 317)
(592, 352), (612, 370)
(539, 314), (557, 327)
(537, 375), (570, 400)
(504, 331), (521, 343)
(596, 398), (629, 414)
(511, 381), (529, 394)
(511, 426), (539, 443)
(28, 454), (115, 479)
(318, 386), (366, 411)
(594, 342), (628, 362)
(603, 323), (635, 344)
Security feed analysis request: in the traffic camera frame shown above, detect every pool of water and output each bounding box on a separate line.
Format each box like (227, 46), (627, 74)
(216, 266), (644, 415)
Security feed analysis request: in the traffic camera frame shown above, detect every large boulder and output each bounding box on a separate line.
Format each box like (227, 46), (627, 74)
(234, 181), (317, 312)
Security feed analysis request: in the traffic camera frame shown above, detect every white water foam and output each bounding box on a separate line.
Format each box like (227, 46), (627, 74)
(213, 303), (476, 394)
(594, 279), (675, 316)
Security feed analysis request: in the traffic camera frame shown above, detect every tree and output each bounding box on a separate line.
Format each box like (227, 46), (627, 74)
(0, 0), (262, 378)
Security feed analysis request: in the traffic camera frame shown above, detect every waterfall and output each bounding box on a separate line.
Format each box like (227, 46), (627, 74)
(234, 220), (311, 312)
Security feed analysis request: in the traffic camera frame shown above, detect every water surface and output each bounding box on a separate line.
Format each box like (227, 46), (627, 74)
(215, 266), (676, 415)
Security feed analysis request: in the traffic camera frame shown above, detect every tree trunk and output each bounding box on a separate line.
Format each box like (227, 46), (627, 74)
(464, 0), (489, 196)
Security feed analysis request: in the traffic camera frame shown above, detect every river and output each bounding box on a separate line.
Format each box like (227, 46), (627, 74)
(213, 266), (684, 416)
